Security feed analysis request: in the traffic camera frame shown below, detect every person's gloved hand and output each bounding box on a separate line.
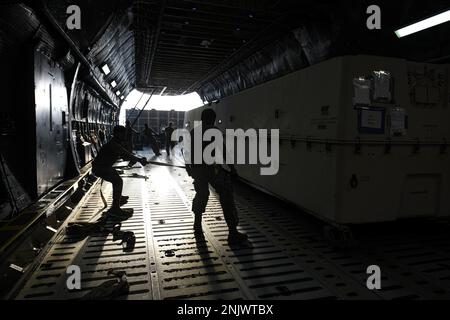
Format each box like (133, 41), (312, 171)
(139, 157), (148, 166)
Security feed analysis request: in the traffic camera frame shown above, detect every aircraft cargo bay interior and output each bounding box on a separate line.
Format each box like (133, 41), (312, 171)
(1, 0), (450, 308)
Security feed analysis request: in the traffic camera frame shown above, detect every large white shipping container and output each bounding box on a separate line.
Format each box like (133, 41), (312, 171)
(185, 55), (450, 224)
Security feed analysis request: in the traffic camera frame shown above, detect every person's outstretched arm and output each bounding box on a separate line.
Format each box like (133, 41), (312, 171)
(111, 140), (148, 166)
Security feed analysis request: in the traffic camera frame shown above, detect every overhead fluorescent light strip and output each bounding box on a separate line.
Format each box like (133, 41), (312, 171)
(101, 64), (110, 75)
(395, 9), (450, 38)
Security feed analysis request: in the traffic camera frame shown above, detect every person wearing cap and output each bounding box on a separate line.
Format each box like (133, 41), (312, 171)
(164, 122), (175, 156)
(92, 125), (148, 217)
(186, 109), (248, 244)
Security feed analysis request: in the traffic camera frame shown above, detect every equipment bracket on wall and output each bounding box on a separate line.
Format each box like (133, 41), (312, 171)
(281, 136), (450, 148)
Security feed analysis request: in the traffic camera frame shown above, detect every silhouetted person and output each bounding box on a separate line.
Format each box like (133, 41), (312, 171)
(93, 126), (148, 217)
(186, 109), (248, 244)
(125, 121), (138, 152)
(143, 124), (161, 156)
(164, 122), (175, 156)
(125, 120), (139, 167)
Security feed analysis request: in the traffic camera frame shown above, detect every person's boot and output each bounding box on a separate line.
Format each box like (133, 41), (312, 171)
(108, 206), (133, 219)
(193, 216), (202, 234)
(228, 229), (248, 244)
(120, 196), (129, 205)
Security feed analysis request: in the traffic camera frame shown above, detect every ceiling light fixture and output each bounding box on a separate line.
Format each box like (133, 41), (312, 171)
(110, 80), (117, 88)
(395, 9), (450, 38)
(116, 90), (121, 96)
(101, 64), (110, 75)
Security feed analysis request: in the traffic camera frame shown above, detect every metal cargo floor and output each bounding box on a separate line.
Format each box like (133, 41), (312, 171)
(13, 153), (450, 300)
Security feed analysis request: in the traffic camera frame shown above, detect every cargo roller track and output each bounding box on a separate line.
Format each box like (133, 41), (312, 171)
(11, 156), (450, 300)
